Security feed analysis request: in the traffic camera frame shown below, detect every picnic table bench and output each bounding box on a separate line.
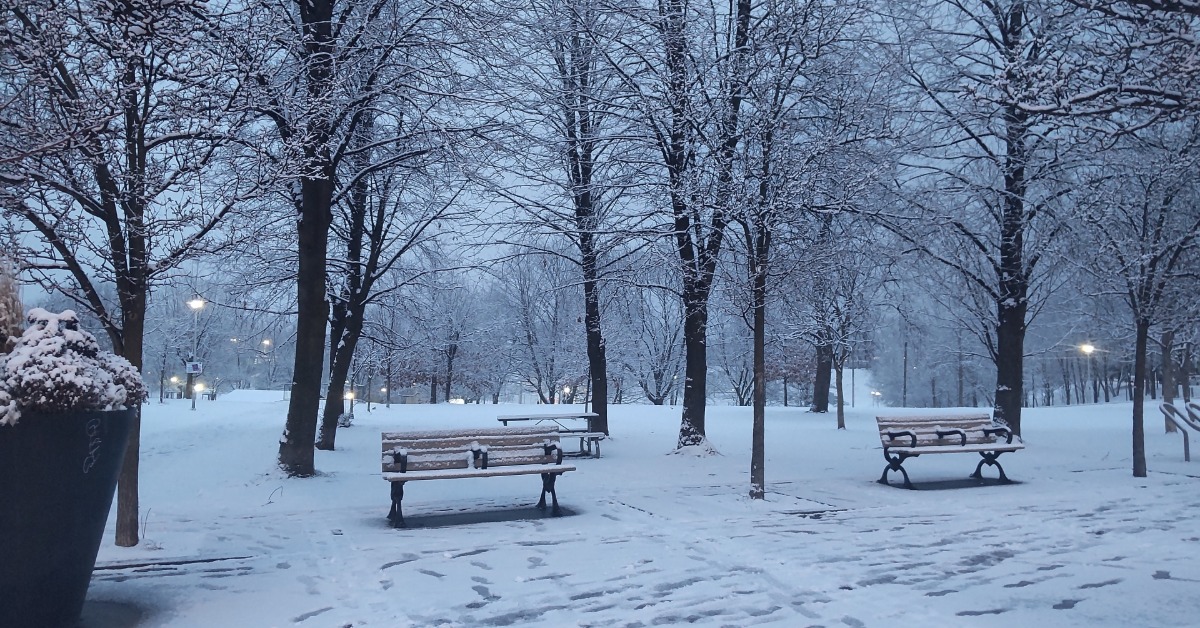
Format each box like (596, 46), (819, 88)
(876, 414), (1023, 489)
(496, 413), (606, 458)
(381, 426), (575, 527)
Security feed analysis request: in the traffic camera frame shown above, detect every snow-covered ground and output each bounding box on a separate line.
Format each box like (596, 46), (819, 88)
(89, 390), (1200, 627)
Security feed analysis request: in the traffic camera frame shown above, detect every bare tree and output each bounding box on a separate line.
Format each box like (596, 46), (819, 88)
(1, 2), (255, 546)
(243, 0), (458, 473)
(498, 253), (586, 404)
(609, 272), (684, 405)
(598, 0), (753, 448)
(1075, 121), (1200, 477)
(878, 0), (1090, 435)
(471, 0), (649, 434)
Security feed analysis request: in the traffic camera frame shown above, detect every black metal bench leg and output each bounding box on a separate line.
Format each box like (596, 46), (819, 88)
(972, 452), (1012, 483)
(538, 473), (561, 515)
(387, 481), (405, 528)
(878, 452), (915, 489)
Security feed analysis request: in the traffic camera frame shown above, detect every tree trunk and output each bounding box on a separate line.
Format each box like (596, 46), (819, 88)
(317, 321), (362, 450)
(993, 300), (1027, 434)
(991, 49), (1031, 434)
(1162, 331), (1176, 432)
(835, 362), (846, 429)
(444, 332), (459, 402)
(1059, 357), (1072, 406)
(811, 344), (832, 413)
(278, 0), (335, 478)
(114, 296), (146, 547)
(1182, 344), (1192, 402)
(429, 375), (438, 403)
(957, 347), (964, 407)
(749, 240), (767, 500)
(1132, 317), (1149, 477)
(677, 293), (710, 447)
(580, 245), (609, 435)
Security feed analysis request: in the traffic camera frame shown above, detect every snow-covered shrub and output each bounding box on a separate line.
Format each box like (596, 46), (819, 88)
(0, 309), (146, 426)
(338, 412), (354, 428)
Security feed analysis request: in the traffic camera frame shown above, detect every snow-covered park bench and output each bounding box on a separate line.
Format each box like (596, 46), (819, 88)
(381, 426), (576, 527)
(876, 414), (1024, 489)
(1159, 402), (1200, 462)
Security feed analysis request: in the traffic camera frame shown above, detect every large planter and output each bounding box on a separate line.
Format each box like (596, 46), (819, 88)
(0, 408), (135, 628)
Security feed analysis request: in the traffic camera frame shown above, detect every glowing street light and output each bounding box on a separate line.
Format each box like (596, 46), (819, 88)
(186, 298), (206, 410)
(1080, 343), (1097, 403)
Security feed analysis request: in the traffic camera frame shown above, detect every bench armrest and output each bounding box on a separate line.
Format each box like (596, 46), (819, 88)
(543, 441), (564, 465)
(886, 430), (917, 448)
(983, 427), (1014, 444)
(385, 447), (409, 473)
(471, 446), (489, 470)
(935, 428), (967, 446)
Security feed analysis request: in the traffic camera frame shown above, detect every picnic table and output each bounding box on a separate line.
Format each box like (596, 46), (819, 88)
(496, 413), (605, 458)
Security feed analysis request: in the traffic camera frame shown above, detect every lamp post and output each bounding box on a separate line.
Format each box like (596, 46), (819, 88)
(261, 339), (272, 388)
(562, 385), (571, 405)
(186, 298), (205, 410)
(1081, 343), (1096, 404)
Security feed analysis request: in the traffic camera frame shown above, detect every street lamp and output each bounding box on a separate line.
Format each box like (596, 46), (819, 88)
(187, 298), (205, 410)
(346, 390), (355, 414)
(261, 339), (273, 388)
(1081, 343), (1097, 403)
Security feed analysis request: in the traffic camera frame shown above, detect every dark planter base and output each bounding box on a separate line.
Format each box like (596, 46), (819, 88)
(0, 409), (135, 628)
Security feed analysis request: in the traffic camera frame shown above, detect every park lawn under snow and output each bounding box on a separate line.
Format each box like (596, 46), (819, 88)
(90, 390), (1200, 627)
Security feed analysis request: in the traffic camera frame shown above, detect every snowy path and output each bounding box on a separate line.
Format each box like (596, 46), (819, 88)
(89, 399), (1200, 627)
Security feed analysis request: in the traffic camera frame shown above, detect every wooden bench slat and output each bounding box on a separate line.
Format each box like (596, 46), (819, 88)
(882, 433), (1014, 445)
(886, 443), (1024, 454)
(382, 458), (470, 473)
(383, 436), (558, 453)
(382, 426), (560, 440)
(383, 462), (576, 482)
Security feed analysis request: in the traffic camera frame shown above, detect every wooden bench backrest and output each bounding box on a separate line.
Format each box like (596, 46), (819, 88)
(382, 426), (562, 473)
(876, 414), (1006, 448)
